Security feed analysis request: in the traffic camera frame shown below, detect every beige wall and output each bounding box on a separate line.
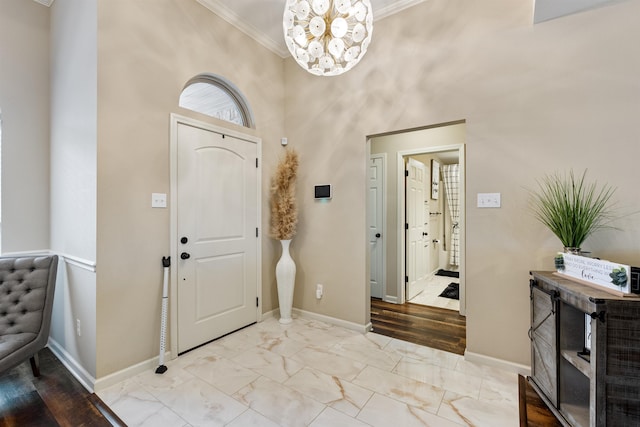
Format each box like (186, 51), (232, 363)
(96, 0), (285, 376)
(0, 0), (50, 253)
(285, 0), (640, 366)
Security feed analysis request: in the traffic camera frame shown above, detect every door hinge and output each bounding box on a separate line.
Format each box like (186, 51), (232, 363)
(256, 227), (259, 237)
(256, 297), (259, 307)
(405, 276), (409, 283)
(256, 158), (259, 168)
(405, 170), (409, 177)
(405, 223), (409, 230)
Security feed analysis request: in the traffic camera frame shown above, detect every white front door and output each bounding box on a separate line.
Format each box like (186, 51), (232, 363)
(368, 155), (385, 299)
(176, 121), (258, 354)
(406, 158), (428, 301)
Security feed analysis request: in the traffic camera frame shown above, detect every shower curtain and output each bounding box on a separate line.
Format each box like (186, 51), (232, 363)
(442, 164), (460, 266)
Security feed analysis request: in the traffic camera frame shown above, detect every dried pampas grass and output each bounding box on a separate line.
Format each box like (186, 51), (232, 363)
(270, 148), (299, 240)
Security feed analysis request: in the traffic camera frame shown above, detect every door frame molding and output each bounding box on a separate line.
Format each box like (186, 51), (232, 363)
(397, 144), (466, 315)
(369, 153), (387, 300)
(169, 113), (262, 359)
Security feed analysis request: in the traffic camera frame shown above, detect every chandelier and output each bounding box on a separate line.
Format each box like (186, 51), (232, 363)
(283, 0), (374, 76)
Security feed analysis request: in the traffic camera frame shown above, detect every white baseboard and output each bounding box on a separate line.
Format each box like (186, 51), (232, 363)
(464, 350), (531, 376)
(291, 308), (371, 334)
(63, 309), (371, 394)
(383, 295), (398, 304)
(260, 309), (276, 321)
(93, 351), (172, 393)
(47, 338), (96, 392)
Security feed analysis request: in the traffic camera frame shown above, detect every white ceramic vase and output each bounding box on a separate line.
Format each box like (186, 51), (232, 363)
(276, 239), (296, 324)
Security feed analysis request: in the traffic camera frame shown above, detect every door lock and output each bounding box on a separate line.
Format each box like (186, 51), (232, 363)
(180, 237), (188, 244)
(375, 233), (381, 238)
(180, 252), (191, 260)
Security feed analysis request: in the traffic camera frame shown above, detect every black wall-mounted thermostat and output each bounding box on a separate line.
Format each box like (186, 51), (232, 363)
(314, 184), (332, 200)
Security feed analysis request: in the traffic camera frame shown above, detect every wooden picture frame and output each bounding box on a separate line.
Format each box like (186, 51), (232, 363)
(431, 159), (440, 200)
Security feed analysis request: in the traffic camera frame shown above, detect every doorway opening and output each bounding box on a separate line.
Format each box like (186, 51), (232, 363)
(367, 120), (466, 316)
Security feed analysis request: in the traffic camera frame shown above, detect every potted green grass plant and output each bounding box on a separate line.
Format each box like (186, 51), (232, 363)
(530, 170), (617, 253)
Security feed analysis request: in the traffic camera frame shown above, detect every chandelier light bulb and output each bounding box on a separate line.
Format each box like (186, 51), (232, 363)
(283, 0), (374, 76)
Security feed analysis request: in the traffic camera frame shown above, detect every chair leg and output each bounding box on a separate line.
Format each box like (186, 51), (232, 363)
(30, 353), (41, 377)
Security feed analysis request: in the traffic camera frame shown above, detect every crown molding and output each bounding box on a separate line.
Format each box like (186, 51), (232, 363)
(375, 0), (426, 20)
(33, 0), (55, 6)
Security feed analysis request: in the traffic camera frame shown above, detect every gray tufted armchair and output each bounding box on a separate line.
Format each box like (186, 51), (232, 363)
(0, 255), (58, 377)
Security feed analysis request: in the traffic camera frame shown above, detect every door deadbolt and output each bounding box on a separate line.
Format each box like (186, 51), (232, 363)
(375, 233), (381, 238)
(180, 237), (188, 244)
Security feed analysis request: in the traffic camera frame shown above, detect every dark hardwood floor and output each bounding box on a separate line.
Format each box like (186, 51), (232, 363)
(370, 298), (466, 355)
(519, 375), (562, 427)
(371, 298), (559, 426)
(0, 348), (125, 427)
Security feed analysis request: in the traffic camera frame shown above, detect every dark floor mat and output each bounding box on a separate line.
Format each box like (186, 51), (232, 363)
(439, 282), (459, 300)
(435, 269), (460, 278)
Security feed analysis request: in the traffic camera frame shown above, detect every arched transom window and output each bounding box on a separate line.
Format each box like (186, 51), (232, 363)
(179, 74), (255, 128)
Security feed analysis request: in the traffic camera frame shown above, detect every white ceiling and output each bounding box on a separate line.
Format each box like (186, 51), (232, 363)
(195, 0), (426, 58)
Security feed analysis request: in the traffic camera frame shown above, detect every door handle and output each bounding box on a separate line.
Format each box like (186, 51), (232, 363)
(375, 233), (381, 238)
(180, 252), (191, 260)
(422, 232), (428, 236)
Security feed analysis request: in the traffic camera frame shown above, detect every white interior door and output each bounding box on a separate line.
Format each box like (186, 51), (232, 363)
(368, 155), (385, 299)
(176, 122), (258, 354)
(406, 158), (428, 301)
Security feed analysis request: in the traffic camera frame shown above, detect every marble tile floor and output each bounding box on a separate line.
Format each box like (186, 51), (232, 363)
(98, 317), (517, 427)
(409, 275), (461, 311)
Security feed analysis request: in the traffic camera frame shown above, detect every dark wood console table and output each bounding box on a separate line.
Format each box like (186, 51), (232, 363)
(529, 271), (640, 426)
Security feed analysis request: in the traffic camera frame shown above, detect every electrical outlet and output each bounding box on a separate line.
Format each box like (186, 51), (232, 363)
(151, 193), (167, 208)
(316, 284), (323, 299)
(76, 319), (81, 337)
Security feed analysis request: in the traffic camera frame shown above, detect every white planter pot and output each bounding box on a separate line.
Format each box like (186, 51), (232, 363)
(276, 239), (296, 324)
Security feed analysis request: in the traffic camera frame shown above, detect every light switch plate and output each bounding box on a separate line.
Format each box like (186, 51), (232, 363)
(152, 193), (167, 208)
(477, 193), (501, 208)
